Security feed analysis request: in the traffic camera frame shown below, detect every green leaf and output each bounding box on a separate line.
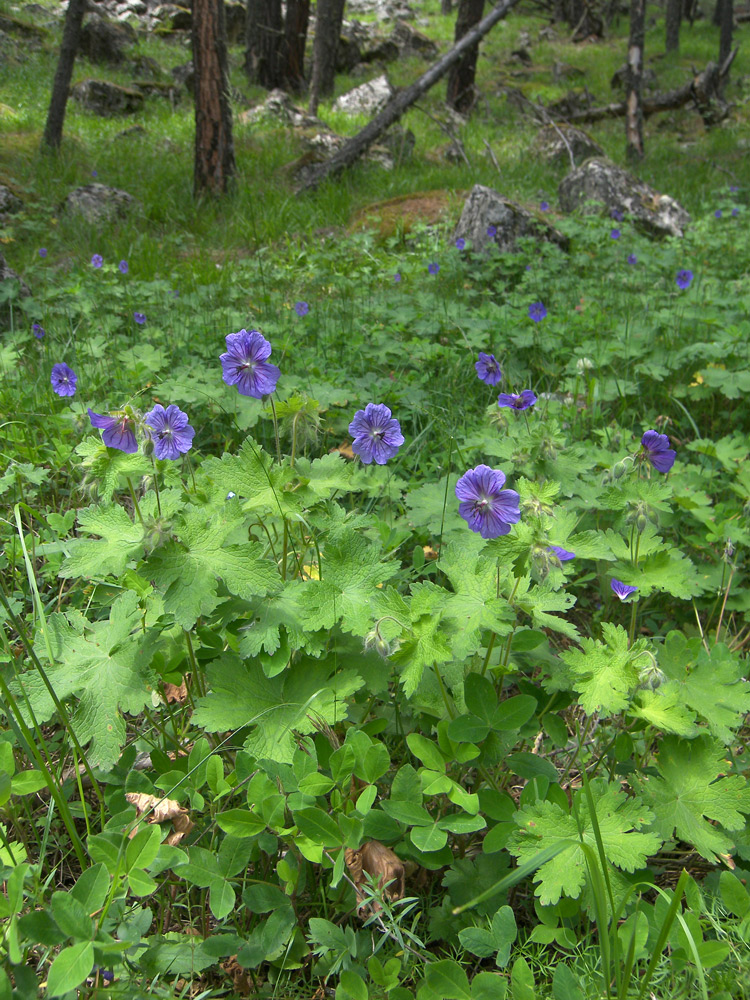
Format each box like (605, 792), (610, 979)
(217, 836), (254, 878)
(193, 652), (362, 763)
(23, 591), (160, 770)
(201, 438), (300, 517)
(514, 578), (580, 640)
(560, 623), (647, 716)
(210, 879), (236, 919)
(424, 959), (472, 1000)
(10, 770), (46, 795)
(50, 890), (94, 940)
(472, 972), (508, 1000)
(406, 733), (446, 772)
(70, 864), (110, 914)
(507, 780), (660, 905)
(336, 970), (369, 1000)
(719, 871), (750, 917)
(459, 905), (517, 966)
(552, 963), (584, 1000)
(410, 823), (449, 853)
(125, 826), (161, 873)
(147, 507), (279, 630)
(59, 503), (145, 580)
(510, 956), (536, 1000)
(46, 941), (94, 998)
(642, 735), (750, 861)
(128, 868), (158, 896)
(294, 807), (341, 847)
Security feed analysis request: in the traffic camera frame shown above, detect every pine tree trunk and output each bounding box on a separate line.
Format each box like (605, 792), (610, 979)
(282, 0), (310, 91)
(665, 0), (681, 50)
(712, 0), (723, 26)
(308, 0), (346, 114)
(245, 0), (284, 88)
(446, 0), (485, 114)
(625, 0), (645, 160)
(41, 0), (86, 149)
(719, 0), (733, 68)
(193, 0), (236, 195)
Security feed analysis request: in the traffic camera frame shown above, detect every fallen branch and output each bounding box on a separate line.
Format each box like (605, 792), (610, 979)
(295, 0), (522, 193)
(562, 57), (735, 125)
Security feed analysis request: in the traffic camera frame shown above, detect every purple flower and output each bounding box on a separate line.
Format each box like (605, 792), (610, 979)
(91, 169), (98, 178)
(144, 404), (195, 460)
(133, 312), (146, 325)
(91, 254), (103, 268)
(220, 329), (280, 398)
(349, 403), (404, 465)
(732, 208), (740, 217)
(39, 248), (47, 258)
(611, 208), (623, 222)
(119, 260), (129, 274)
(676, 269), (693, 290)
(394, 272), (401, 282)
(32, 323), (45, 339)
(88, 409), (138, 453)
(611, 229), (621, 240)
(540, 201), (550, 212)
(529, 302), (547, 322)
(50, 362), (77, 397)
(486, 225), (497, 238)
(455, 237), (466, 250)
(627, 254), (638, 265)
(714, 209), (723, 219)
(475, 352), (503, 386)
(428, 262), (440, 275)
(730, 185), (739, 192)
(497, 390), (537, 411)
(611, 578), (638, 602)
(548, 545), (575, 562)
(456, 465), (521, 539)
(294, 301), (309, 317)
(641, 429), (676, 473)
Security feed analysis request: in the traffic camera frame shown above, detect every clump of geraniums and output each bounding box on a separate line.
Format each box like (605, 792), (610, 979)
(88, 404), (194, 458)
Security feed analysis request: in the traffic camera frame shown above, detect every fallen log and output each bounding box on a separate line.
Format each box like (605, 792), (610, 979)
(295, 0), (522, 193)
(563, 54), (736, 126)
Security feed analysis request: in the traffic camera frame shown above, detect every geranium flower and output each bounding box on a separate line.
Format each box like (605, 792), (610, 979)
(294, 301), (309, 317)
(456, 465), (520, 539)
(676, 269), (693, 290)
(548, 545), (575, 562)
(641, 430), (675, 473)
(32, 323), (45, 339)
(475, 352), (502, 386)
(91, 254), (103, 268)
(528, 302), (547, 322)
(50, 363), (77, 397)
(88, 408), (138, 453)
(144, 404), (195, 460)
(119, 260), (129, 274)
(349, 403), (404, 465)
(220, 329), (280, 398)
(428, 262), (440, 275)
(611, 578), (638, 601)
(134, 312), (146, 325)
(497, 390), (537, 411)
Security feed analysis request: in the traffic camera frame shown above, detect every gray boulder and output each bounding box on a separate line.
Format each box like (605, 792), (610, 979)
(72, 78), (144, 115)
(240, 89), (324, 128)
(332, 74), (394, 116)
(453, 184), (569, 254)
(558, 157), (690, 238)
(0, 185), (22, 219)
(79, 16), (136, 64)
(533, 123), (604, 167)
(63, 183), (140, 223)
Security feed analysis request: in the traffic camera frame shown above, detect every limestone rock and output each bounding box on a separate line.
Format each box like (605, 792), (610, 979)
(453, 184), (570, 254)
(79, 15), (136, 64)
(345, 0), (414, 18)
(533, 123), (604, 166)
(240, 89), (323, 128)
(332, 74), (394, 116)
(363, 21), (438, 62)
(63, 183), (140, 223)
(0, 185), (22, 219)
(71, 78), (144, 115)
(558, 158), (690, 238)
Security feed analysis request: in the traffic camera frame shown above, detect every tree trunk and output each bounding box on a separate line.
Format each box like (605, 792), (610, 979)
(665, 0), (681, 50)
(282, 0), (310, 91)
(297, 0), (521, 191)
(625, 0), (645, 160)
(193, 0), (235, 195)
(41, 0), (86, 149)
(245, 0), (284, 88)
(308, 0), (346, 114)
(441, 0), (453, 13)
(719, 0), (733, 86)
(446, 0), (485, 114)
(712, 0), (723, 26)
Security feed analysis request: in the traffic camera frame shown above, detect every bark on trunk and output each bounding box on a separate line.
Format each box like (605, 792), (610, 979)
(625, 0), (645, 160)
(308, 0), (346, 114)
(665, 0), (681, 51)
(245, 0), (284, 88)
(446, 0), (485, 114)
(41, 0), (86, 149)
(193, 0), (236, 195)
(297, 0), (521, 191)
(719, 0), (733, 88)
(441, 0), (453, 12)
(281, 0), (310, 91)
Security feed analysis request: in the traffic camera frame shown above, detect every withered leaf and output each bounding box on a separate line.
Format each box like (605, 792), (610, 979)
(345, 840), (405, 915)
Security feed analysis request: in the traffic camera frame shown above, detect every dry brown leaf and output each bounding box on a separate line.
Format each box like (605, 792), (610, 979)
(163, 680), (188, 704)
(345, 840), (405, 915)
(125, 792), (194, 842)
(221, 956), (252, 995)
(336, 441), (355, 460)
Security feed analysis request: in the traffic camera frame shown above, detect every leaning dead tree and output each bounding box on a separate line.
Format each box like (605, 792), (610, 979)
(42, 0), (86, 149)
(561, 55), (737, 127)
(296, 0), (522, 192)
(625, 0), (645, 159)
